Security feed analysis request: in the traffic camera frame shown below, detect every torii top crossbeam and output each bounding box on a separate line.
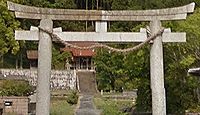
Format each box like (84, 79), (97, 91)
(7, 1), (195, 21)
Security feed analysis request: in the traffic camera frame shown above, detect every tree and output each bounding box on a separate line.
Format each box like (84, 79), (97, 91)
(2, 0), (78, 68)
(52, 45), (71, 69)
(0, 0), (21, 67)
(163, 8), (200, 113)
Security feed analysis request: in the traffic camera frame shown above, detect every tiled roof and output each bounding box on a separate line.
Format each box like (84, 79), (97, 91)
(27, 50), (38, 59)
(61, 42), (96, 57)
(27, 42), (95, 59)
(71, 49), (95, 57)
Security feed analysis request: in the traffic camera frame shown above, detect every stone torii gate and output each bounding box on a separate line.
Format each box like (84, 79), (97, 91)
(7, 2), (195, 115)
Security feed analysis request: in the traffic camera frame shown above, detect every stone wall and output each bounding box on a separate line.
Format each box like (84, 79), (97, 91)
(0, 69), (76, 90)
(0, 96), (28, 115)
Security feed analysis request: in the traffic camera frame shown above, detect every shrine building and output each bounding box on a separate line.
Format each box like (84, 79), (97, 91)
(27, 42), (95, 70)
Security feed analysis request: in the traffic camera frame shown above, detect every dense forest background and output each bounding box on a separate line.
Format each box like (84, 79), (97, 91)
(1, 0), (200, 113)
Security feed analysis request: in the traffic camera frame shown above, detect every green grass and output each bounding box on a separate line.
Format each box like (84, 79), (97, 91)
(50, 97), (76, 115)
(94, 97), (133, 115)
(50, 94), (133, 115)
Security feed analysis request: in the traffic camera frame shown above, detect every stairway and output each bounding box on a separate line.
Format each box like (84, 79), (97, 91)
(77, 70), (98, 95)
(75, 70), (101, 115)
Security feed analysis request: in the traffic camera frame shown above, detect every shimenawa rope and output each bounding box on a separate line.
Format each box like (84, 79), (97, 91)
(38, 26), (164, 53)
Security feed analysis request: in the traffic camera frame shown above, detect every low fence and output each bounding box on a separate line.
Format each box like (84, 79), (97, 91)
(0, 96), (28, 115)
(0, 69), (76, 90)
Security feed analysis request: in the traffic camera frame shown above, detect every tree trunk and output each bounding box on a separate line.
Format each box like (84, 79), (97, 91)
(196, 88), (200, 103)
(20, 51), (23, 69)
(97, 0), (99, 10)
(110, 76), (115, 90)
(16, 58), (18, 69)
(0, 55), (3, 68)
(85, 0), (88, 31)
(197, 77), (200, 103)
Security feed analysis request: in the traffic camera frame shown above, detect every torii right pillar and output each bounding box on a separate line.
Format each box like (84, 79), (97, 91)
(149, 6), (194, 114)
(150, 19), (166, 115)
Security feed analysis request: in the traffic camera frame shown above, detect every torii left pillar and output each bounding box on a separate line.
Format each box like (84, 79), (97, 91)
(36, 19), (53, 115)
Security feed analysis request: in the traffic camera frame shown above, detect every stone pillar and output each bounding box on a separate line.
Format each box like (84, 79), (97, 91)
(95, 21), (107, 32)
(150, 19), (166, 115)
(36, 19), (53, 115)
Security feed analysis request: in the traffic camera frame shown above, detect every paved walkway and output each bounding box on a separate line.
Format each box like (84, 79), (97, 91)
(75, 71), (100, 115)
(75, 95), (101, 115)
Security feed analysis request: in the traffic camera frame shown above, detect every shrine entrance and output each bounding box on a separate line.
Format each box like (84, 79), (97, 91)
(7, 1), (195, 115)
(75, 57), (92, 70)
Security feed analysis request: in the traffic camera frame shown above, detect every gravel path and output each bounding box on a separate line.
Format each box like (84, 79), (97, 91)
(75, 95), (101, 115)
(75, 71), (100, 115)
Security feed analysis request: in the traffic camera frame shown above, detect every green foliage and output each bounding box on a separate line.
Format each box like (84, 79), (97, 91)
(0, 0), (20, 57)
(95, 46), (149, 91)
(162, 7), (200, 114)
(0, 80), (34, 96)
(52, 0), (77, 9)
(51, 97), (74, 115)
(111, 0), (129, 10)
(66, 90), (78, 105)
(135, 78), (151, 112)
(52, 45), (71, 69)
(188, 105), (200, 112)
(165, 74), (199, 113)
(180, 55), (196, 68)
(94, 97), (132, 115)
(5, 112), (17, 115)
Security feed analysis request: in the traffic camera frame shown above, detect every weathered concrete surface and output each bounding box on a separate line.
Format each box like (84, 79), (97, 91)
(15, 26), (62, 41)
(15, 27), (186, 42)
(15, 29), (147, 42)
(75, 95), (101, 115)
(150, 20), (166, 115)
(0, 69), (76, 89)
(7, 1), (195, 21)
(36, 19), (53, 115)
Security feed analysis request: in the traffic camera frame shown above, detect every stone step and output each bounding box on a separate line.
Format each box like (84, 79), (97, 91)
(77, 71), (98, 94)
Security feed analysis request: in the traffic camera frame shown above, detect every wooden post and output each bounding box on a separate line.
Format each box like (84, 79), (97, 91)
(36, 19), (53, 115)
(150, 20), (166, 115)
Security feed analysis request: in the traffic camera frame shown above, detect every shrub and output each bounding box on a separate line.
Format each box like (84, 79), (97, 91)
(66, 90), (78, 105)
(94, 97), (131, 115)
(0, 80), (34, 96)
(50, 97), (74, 115)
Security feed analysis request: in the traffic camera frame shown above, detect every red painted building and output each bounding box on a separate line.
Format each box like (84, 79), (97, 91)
(61, 42), (95, 70)
(27, 42), (95, 70)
